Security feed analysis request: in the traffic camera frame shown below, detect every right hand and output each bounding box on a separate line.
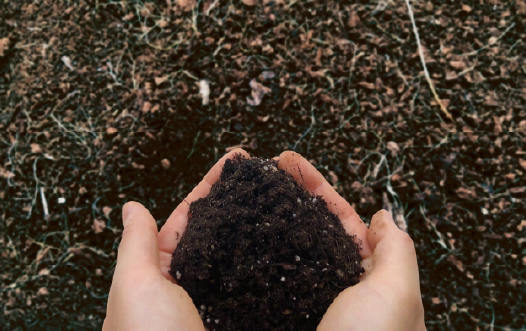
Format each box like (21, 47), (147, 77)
(278, 151), (426, 331)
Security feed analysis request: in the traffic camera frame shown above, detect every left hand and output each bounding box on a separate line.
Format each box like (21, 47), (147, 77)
(103, 149), (249, 331)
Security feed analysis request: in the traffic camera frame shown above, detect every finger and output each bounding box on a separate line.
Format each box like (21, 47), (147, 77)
(116, 202), (160, 273)
(159, 250), (176, 282)
(278, 151), (372, 258)
(366, 210), (419, 285)
(158, 148), (251, 254)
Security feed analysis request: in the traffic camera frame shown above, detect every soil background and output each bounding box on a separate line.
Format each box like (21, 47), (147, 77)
(1, 0), (525, 330)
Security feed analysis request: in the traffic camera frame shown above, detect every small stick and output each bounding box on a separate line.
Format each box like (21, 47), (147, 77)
(461, 23), (516, 57)
(404, 0), (453, 122)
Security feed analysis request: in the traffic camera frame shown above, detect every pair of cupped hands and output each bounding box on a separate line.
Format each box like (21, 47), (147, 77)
(103, 150), (426, 331)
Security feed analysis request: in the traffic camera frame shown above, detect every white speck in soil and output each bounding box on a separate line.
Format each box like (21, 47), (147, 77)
(292, 213), (296, 217)
(176, 271), (182, 280)
(200, 305), (206, 310)
(295, 255), (301, 262)
(306, 315), (310, 319)
(297, 197), (301, 203)
(312, 198), (317, 203)
(281, 277), (285, 282)
(215, 319), (219, 324)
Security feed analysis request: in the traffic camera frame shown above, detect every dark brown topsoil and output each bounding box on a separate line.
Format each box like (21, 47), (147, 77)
(170, 155), (363, 330)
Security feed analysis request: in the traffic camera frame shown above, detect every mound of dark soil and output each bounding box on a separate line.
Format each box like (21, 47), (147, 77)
(170, 155), (363, 330)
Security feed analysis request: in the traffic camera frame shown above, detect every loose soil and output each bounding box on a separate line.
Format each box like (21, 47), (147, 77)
(170, 155), (363, 330)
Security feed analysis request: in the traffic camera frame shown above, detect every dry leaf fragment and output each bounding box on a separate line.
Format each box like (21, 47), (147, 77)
(461, 4), (472, 12)
(387, 141), (400, 155)
(247, 79), (271, 106)
(107, 127), (118, 135)
(199, 80), (210, 105)
(509, 187), (525, 194)
(161, 159), (171, 169)
(519, 159), (526, 170)
(38, 268), (50, 276)
(260, 71), (275, 80)
(456, 187), (477, 199)
(123, 13), (134, 20)
(155, 76), (169, 85)
(177, 0), (196, 11)
(37, 287), (49, 296)
(450, 61), (465, 69)
(348, 11), (360, 28)
(151, 104), (160, 113)
(447, 255), (465, 272)
(30, 143), (42, 153)
(102, 206), (112, 218)
(92, 219), (106, 233)
(242, 0), (256, 6)
(142, 101), (152, 113)
(0, 38), (9, 57)
(36, 247), (51, 263)
(358, 82), (375, 90)
(61, 56), (74, 70)
(157, 20), (169, 28)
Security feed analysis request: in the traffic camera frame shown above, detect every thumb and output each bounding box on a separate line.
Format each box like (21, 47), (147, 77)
(365, 209), (419, 287)
(115, 201), (160, 273)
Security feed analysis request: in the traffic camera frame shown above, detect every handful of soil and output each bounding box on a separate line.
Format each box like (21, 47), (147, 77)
(170, 155), (363, 330)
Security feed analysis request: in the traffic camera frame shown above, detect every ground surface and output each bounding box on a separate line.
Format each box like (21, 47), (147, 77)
(1, 0), (525, 330)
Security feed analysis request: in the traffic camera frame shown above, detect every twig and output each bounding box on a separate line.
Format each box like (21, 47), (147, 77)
(461, 23), (516, 57)
(403, 0), (453, 121)
(40, 187), (49, 220)
(293, 107), (316, 150)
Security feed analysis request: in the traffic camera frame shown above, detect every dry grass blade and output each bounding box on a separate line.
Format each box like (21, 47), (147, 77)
(403, 0), (454, 122)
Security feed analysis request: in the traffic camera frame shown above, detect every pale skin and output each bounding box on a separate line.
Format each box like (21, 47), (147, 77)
(103, 149), (426, 331)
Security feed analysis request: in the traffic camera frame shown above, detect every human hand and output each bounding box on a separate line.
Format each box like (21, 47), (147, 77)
(103, 149), (250, 331)
(278, 151), (426, 331)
